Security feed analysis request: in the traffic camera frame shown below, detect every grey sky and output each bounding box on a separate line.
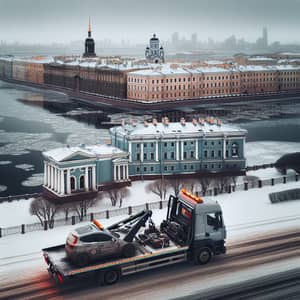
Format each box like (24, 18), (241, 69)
(0, 0), (299, 44)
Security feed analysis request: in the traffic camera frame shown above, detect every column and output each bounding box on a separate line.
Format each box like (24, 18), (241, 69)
(140, 143), (144, 162)
(51, 166), (54, 190)
(44, 162), (47, 186)
(57, 169), (61, 194)
(181, 141), (184, 160)
(54, 167), (57, 192)
(195, 139), (198, 159)
(84, 167), (89, 191)
(92, 166), (96, 190)
(126, 164), (129, 179)
(47, 164), (50, 187)
(60, 169), (65, 195)
(113, 164), (117, 181)
(176, 140), (179, 161)
(223, 138), (226, 159)
(66, 169), (71, 194)
(123, 164), (126, 180)
(128, 142), (132, 162)
(155, 141), (159, 161)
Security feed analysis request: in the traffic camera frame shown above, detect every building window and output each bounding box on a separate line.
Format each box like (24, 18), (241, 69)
(211, 150), (215, 158)
(171, 152), (175, 159)
(184, 165), (187, 170)
(137, 153), (140, 161)
(151, 143), (154, 147)
(211, 164), (214, 169)
(204, 150), (207, 158)
(184, 152), (187, 159)
(164, 152), (168, 159)
(226, 150), (228, 158)
(164, 166), (167, 171)
(171, 166), (174, 171)
(204, 164), (207, 169)
(144, 143), (147, 147)
(211, 141), (214, 146)
(150, 166), (154, 171)
(151, 153), (154, 160)
(144, 167), (147, 172)
(218, 150), (222, 157)
(191, 151), (194, 158)
(164, 142), (168, 147)
(136, 167), (140, 172)
(204, 141), (207, 146)
(137, 144), (140, 148)
(144, 153), (147, 160)
(191, 165), (194, 170)
(184, 141), (187, 146)
(232, 143), (239, 157)
(171, 142), (174, 147)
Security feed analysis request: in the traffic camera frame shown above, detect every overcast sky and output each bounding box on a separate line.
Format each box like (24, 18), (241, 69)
(0, 0), (300, 44)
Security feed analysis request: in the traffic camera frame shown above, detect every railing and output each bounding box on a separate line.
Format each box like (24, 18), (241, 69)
(0, 193), (42, 204)
(0, 173), (298, 238)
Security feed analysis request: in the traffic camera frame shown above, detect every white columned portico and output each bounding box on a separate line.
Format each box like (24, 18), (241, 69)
(84, 167), (89, 191)
(92, 166), (96, 190)
(176, 140), (179, 160)
(66, 169), (71, 194)
(155, 141), (158, 161)
(140, 143), (144, 162)
(195, 139), (198, 159)
(60, 169), (65, 194)
(128, 142), (132, 162)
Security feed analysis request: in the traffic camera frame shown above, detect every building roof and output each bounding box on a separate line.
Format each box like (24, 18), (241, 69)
(43, 144), (126, 162)
(113, 120), (246, 139)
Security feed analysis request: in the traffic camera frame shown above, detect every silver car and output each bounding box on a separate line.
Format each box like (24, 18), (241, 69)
(65, 222), (132, 266)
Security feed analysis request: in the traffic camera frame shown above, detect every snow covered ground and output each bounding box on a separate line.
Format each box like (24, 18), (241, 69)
(0, 180), (299, 259)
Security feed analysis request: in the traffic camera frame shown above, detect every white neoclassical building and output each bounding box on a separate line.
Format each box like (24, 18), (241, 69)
(43, 144), (129, 199)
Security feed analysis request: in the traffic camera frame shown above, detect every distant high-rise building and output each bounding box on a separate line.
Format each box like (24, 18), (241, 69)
(83, 18), (96, 58)
(191, 33), (197, 44)
(171, 32), (179, 47)
(145, 34), (165, 63)
(262, 27), (268, 48)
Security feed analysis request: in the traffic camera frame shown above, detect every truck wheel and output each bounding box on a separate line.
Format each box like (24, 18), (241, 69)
(103, 269), (120, 285)
(76, 253), (89, 267)
(195, 247), (212, 265)
(122, 243), (136, 258)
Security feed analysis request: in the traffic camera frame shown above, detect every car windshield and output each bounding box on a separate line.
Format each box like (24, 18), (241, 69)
(75, 224), (94, 235)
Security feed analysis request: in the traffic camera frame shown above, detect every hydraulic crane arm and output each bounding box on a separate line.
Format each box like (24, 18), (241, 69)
(107, 209), (153, 243)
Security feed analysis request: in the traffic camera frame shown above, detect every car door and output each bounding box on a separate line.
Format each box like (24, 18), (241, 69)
(95, 233), (119, 257)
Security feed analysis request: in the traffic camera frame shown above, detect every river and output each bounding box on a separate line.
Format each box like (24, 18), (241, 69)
(0, 80), (299, 196)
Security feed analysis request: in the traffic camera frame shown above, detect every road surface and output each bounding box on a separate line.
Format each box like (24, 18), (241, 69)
(0, 229), (299, 299)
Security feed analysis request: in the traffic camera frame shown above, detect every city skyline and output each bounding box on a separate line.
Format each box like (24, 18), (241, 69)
(0, 0), (300, 45)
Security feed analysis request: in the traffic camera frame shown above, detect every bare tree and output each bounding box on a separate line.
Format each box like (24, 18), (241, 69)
(198, 176), (213, 196)
(146, 179), (168, 200)
(215, 176), (232, 193)
(231, 176), (238, 191)
(166, 176), (186, 197)
(73, 197), (99, 221)
(29, 197), (60, 228)
(106, 187), (130, 207)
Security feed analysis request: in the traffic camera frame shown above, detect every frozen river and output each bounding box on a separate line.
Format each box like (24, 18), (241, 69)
(0, 80), (300, 196)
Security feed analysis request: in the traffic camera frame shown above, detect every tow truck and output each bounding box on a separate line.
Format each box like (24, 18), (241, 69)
(43, 189), (226, 285)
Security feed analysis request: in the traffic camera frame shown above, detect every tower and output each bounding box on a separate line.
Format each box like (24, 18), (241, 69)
(145, 34), (165, 63)
(83, 18), (96, 58)
(262, 27), (268, 48)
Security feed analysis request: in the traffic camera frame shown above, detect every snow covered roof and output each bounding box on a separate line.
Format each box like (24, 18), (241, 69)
(43, 144), (126, 162)
(113, 120), (246, 139)
(9, 56), (55, 64)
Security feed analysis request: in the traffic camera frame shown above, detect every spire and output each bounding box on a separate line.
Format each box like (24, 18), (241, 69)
(88, 17), (91, 37)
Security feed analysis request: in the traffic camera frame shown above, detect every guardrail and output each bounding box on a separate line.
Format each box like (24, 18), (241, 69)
(0, 173), (298, 238)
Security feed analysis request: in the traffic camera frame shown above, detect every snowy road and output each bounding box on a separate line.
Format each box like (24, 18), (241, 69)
(0, 228), (299, 300)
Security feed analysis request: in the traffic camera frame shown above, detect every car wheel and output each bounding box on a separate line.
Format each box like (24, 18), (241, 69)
(194, 247), (212, 265)
(122, 243), (136, 258)
(103, 269), (120, 285)
(76, 253), (89, 267)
